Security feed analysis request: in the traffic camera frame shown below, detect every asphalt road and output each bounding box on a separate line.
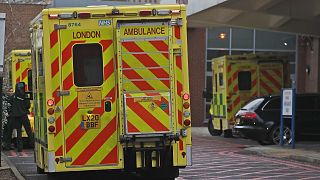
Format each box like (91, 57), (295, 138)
(4, 128), (320, 179)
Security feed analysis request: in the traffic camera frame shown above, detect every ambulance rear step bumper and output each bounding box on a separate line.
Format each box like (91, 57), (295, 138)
(120, 133), (180, 143)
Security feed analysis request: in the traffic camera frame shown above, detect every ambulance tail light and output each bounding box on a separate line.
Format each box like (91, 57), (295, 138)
(78, 12), (91, 18)
(47, 99), (55, 106)
(184, 119), (191, 126)
(48, 14), (59, 19)
(183, 102), (190, 109)
(48, 108), (55, 115)
(48, 125), (55, 133)
(139, 10), (152, 16)
(183, 93), (190, 100)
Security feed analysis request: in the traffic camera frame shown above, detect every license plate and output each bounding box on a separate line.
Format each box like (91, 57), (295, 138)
(81, 114), (101, 129)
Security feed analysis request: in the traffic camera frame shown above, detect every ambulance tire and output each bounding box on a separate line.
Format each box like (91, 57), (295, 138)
(208, 120), (222, 136)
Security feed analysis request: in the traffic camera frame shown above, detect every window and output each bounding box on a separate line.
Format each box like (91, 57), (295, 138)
(207, 50), (229, 60)
(215, 73), (218, 92)
(238, 71), (251, 90)
(27, 69), (32, 92)
(37, 49), (44, 76)
(231, 28), (254, 49)
(242, 98), (265, 111)
(264, 98), (280, 110)
(207, 27), (230, 49)
(256, 30), (296, 50)
(73, 43), (103, 87)
(219, 73), (223, 86)
(206, 76), (212, 103)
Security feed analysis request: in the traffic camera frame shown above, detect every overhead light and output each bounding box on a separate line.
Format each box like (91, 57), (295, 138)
(220, 33), (226, 39)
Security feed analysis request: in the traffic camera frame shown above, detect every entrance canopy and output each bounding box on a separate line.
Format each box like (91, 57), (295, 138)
(188, 0), (320, 36)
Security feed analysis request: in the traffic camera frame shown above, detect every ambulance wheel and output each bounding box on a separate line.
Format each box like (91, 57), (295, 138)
(208, 120), (222, 136)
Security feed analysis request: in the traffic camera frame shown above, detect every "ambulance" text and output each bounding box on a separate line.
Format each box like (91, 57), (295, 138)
(123, 27), (165, 36)
(73, 31), (101, 39)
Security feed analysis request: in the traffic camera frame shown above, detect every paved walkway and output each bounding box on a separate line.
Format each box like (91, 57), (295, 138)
(0, 152), (22, 180)
(2, 127), (320, 179)
(193, 127), (320, 166)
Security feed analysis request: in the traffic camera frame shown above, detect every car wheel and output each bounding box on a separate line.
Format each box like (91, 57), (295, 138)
(270, 126), (292, 145)
(208, 119), (222, 136)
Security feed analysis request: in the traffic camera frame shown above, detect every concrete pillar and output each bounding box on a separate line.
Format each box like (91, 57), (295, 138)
(297, 36), (320, 93)
(187, 28), (206, 126)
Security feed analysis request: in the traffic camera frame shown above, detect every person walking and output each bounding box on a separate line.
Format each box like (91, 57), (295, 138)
(5, 83), (33, 152)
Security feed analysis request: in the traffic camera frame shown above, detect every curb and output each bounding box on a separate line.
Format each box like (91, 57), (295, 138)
(1, 152), (25, 180)
(241, 147), (320, 166)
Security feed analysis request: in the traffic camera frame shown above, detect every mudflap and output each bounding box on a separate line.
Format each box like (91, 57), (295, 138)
(124, 145), (174, 171)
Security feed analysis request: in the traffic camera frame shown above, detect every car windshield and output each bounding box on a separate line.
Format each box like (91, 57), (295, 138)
(241, 98), (265, 111)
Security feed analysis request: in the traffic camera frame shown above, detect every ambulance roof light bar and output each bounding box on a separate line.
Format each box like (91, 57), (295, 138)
(157, 9), (171, 15)
(59, 13), (74, 19)
(171, 10), (181, 15)
(48, 14), (58, 19)
(78, 12), (91, 18)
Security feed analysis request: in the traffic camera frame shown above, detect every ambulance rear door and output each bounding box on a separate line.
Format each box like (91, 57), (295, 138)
(117, 21), (173, 135)
(58, 18), (119, 168)
(226, 61), (258, 123)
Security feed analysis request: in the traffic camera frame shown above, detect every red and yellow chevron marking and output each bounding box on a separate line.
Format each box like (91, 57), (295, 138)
(125, 92), (171, 134)
(175, 55), (183, 126)
(14, 58), (31, 90)
(227, 64), (258, 125)
(228, 66), (239, 123)
(173, 25), (184, 153)
(121, 40), (170, 92)
(49, 28), (64, 157)
(260, 68), (283, 95)
(58, 29), (118, 166)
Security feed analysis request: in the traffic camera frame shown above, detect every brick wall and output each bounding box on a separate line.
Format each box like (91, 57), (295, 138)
(0, 3), (45, 55)
(187, 28), (206, 127)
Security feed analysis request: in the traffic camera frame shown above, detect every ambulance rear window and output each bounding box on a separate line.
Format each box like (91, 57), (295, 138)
(238, 71), (251, 90)
(73, 43), (103, 87)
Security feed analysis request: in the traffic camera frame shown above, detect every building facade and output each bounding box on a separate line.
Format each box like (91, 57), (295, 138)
(0, 3), (45, 56)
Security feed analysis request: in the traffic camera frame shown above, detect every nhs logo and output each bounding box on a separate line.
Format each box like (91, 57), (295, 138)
(98, 20), (111, 26)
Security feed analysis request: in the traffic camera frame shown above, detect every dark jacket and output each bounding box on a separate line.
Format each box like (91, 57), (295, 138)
(9, 95), (30, 117)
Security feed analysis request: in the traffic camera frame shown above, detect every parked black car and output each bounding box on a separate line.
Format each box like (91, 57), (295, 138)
(233, 94), (320, 145)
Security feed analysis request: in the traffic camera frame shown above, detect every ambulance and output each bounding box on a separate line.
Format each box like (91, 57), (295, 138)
(29, 4), (191, 178)
(208, 54), (290, 137)
(3, 49), (34, 139)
